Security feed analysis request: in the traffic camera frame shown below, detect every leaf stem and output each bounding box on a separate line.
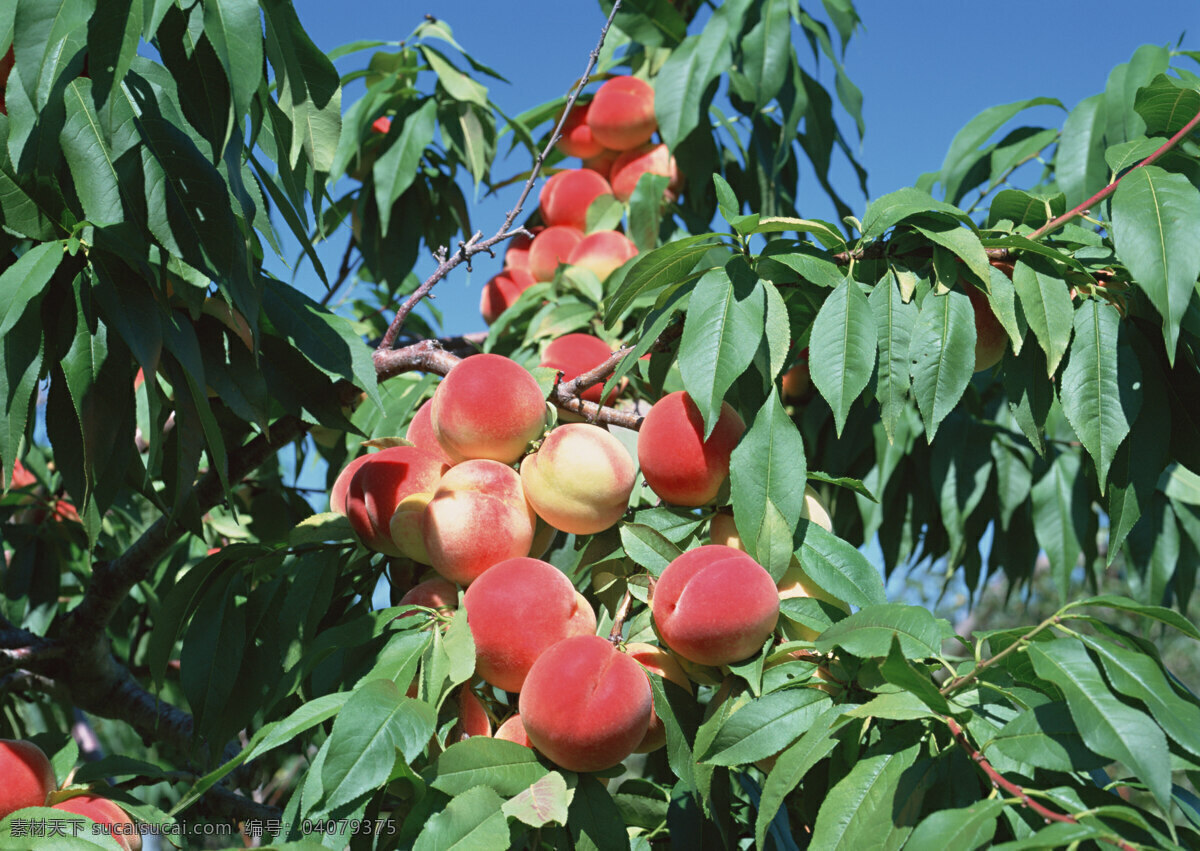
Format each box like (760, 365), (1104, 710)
(939, 613), (1061, 696)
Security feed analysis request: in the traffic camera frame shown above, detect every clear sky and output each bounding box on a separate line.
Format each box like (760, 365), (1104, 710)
(281, 0), (1199, 339)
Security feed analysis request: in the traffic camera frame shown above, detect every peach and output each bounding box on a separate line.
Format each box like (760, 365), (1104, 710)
(567, 230), (638, 281)
(52, 795), (141, 851)
(463, 557), (597, 692)
(519, 634), (651, 772)
(0, 48), (13, 116)
(452, 683), (492, 741)
(637, 391), (745, 507)
(397, 577), (458, 618)
(504, 227), (542, 271)
(527, 225), (584, 282)
(405, 399), (455, 466)
(968, 262), (1012, 372)
(330, 453), (374, 516)
(624, 643), (692, 753)
(781, 348), (814, 405)
(388, 491), (437, 563)
(430, 354), (549, 464)
(495, 714), (532, 747)
(555, 103), (605, 159)
(539, 170), (614, 231)
(520, 424), (635, 535)
(609, 143), (683, 203)
(651, 545), (780, 666)
(480, 268), (536, 325)
(0, 739), (55, 817)
(421, 460), (537, 585)
(345, 447), (449, 557)
(539, 333), (620, 405)
(587, 76), (657, 151)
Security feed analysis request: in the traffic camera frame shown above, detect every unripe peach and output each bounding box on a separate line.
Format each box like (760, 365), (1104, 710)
(495, 714), (532, 747)
(587, 76), (657, 151)
(638, 391), (745, 506)
(520, 634), (651, 772)
(624, 643), (692, 753)
(0, 739), (56, 817)
(555, 103), (605, 159)
(527, 225), (585, 282)
(431, 354), (548, 464)
(609, 143), (682, 203)
(421, 460), (537, 585)
(651, 545), (780, 666)
(52, 795), (141, 851)
(504, 227), (542, 271)
(405, 400), (455, 466)
(521, 424), (635, 535)
(480, 268), (536, 325)
(463, 557), (597, 692)
(567, 231), (638, 281)
(345, 447), (449, 556)
(538, 333), (621, 406)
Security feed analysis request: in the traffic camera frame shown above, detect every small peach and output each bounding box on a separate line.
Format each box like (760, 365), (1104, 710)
(637, 392), (745, 507)
(480, 268), (537, 325)
(555, 103), (605, 159)
(609, 143), (683, 203)
(539, 333), (621, 406)
(624, 643), (692, 753)
(566, 231), (638, 281)
(520, 424), (635, 535)
(528, 225), (585, 282)
(587, 76), (657, 151)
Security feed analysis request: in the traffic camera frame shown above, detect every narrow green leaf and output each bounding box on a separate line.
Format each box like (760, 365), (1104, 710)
(815, 603), (955, 659)
(869, 271), (917, 444)
(911, 215), (991, 285)
(13, 0), (93, 110)
(604, 234), (720, 326)
(1012, 256), (1073, 377)
(796, 524), (887, 609)
(180, 574), (246, 742)
(203, 0), (263, 120)
(701, 689), (830, 766)
(420, 45), (488, 107)
(0, 242), (62, 338)
(809, 277), (876, 436)
(878, 636), (952, 714)
(373, 98), (437, 234)
(414, 785), (510, 851)
(754, 707), (844, 849)
(991, 701), (1108, 772)
(1067, 594), (1200, 639)
(905, 800), (1004, 851)
(86, 0), (142, 108)
(809, 737), (921, 851)
(432, 738), (549, 797)
(908, 289), (974, 441)
(1030, 451), (1086, 597)
(740, 0), (791, 111)
(860, 187), (970, 240)
(1055, 93), (1107, 208)
(61, 79), (123, 225)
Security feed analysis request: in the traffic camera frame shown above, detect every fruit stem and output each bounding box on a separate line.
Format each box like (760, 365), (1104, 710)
(608, 588), (634, 644)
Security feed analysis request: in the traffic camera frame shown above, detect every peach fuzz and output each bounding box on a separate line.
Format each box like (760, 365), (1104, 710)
(637, 391), (745, 507)
(587, 76), (657, 151)
(421, 460), (537, 585)
(527, 225), (584, 283)
(539, 170), (613, 231)
(405, 399), (455, 466)
(519, 634), (651, 773)
(567, 230), (638, 282)
(539, 333), (620, 405)
(52, 795), (141, 851)
(609, 143), (683, 203)
(0, 739), (56, 818)
(430, 354), (548, 464)
(624, 643), (692, 753)
(495, 714), (532, 747)
(520, 424), (635, 535)
(345, 447), (449, 557)
(555, 102), (605, 159)
(480, 268), (536, 325)
(651, 545), (780, 667)
(330, 453), (373, 516)
(504, 226), (542, 271)
(463, 557), (597, 692)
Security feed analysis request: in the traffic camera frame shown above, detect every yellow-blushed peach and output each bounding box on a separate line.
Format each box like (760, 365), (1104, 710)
(520, 424), (635, 535)
(405, 399), (455, 466)
(638, 391), (745, 507)
(566, 230), (638, 281)
(430, 354), (548, 465)
(495, 714), (532, 747)
(397, 576), (458, 619)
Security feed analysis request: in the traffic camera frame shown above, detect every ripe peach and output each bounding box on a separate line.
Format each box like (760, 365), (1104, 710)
(480, 268), (536, 325)
(624, 643), (692, 753)
(567, 230), (638, 281)
(637, 392), (745, 507)
(539, 170), (614, 231)
(0, 739), (56, 817)
(388, 491), (438, 563)
(430, 354), (549, 464)
(587, 76), (657, 151)
(651, 545), (780, 666)
(504, 227), (542, 271)
(452, 683), (492, 741)
(527, 225), (584, 282)
(421, 460), (537, 585)
(539, 333), (620, 406)
(397, 577), (458, 619)
(781, 348), (814, 405)
(330, 453), (374, 516)
(520, 424), (635, 535)
(495, 714), (532, 747)
(609, 143), (683, 203)
(519, 634), (651, 772)
(463, 557), (597, 692)
(555, 102), (605, 159)
(405, 399), (455, 466)
(52, 795), (141, 851)
(345, 447), (449, 557)
(582, 148), (621, 182)
(967, 267), (1011, 372)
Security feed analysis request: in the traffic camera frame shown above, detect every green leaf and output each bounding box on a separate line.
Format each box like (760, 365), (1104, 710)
(86, 0), (142, 108)
(13, 0), (92, 110)
(1012, 256), (1073, 377)
(905, 800), (1004, 851)
(601, 0), (687, 47)
(815, 603), (955, 659)
(739, 0), (791, 111)
(502, 772), (571, 828)
(795, 524), (887, 609)
(413, 785), (510, 851)
(908, 289), (974, 441)
(729, 390), (807, 579)
(180, 573), (246, 742)
(809, 277), (876, 436)
(60, 78), (123, 225)
(431, 738), (549, 797)
(754, 706), (844, 849)
(678, 257), (765, 436)
(1030, 451), (1087, 597)
(420, 44), (488, 107)
(620, 521), (683, 577)
(0, 242), (61, 339)
(986, 189), (1065, 230)
(1027, 639), (1172, 811)
(1055, 93), (1107, 208)
(809, 736), (922, 851)
(1059, 300), (1139, 491)
(203, 0), (263, 120)
(1133, 73), (1200, 136)
(373, 98), (438, 234)
(1066, 594), (1200, 639)
(567, 774), (629, 851)
(869, 270), (917, 444)
(910, 214), (991, 285)
(860, 187), (970, 240)
(0, 313), (43, 490)
(700, 689), (831, 766)
(991, 701), (1108, 773)
(604, 234), (721, 326)
(1110, 165), (1200, 363)
(878, 636), (952, 715)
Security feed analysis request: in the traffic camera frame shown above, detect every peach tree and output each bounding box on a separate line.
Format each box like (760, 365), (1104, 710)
(1, 0), (1200, 848)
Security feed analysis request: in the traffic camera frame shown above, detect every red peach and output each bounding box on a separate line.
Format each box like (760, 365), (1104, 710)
(405, 400), (455, 466)
(0, 739), (56, 818)
(651, 545), (780, 666)
(624, 643), (693, 753)
(430, 354), (549, 464)
(538, 333), (620, 406)
(527, 225), (584, 282)
(452, 683), (492, 741)
(480, 268), (537, 325)
(371, 116), (392, 134)
(504, 227), (543, 271)
(520, 424), (635, 535)
(495, 714), (532, 747)
(555, 103), (605, 159)
(398, 577), (458, 618)
(0, 48), (13, 117)
(781, 347), (814, 404)
(567, 231), (638, 281)
(968, 264), (1012, 373)
(345, 447), (449, 557)
(637, 391), (745, 506)
(587, 76), (657, 151)
(519, 634), (652, 772)
(463, 557), (597, 692)
(330, 453), (374, 516)
(421, 460), (537, 585)
(581, 148), (621, 182)
(539, 170), (614, 231)
(609, 143), (683, 203)
(52, 795), (141, 851)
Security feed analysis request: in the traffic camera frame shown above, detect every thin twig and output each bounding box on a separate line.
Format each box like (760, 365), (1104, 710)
(940, 614), (1060, 696)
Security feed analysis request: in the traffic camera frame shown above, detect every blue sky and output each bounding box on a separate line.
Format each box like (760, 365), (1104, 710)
(282, 0), (1200, 338)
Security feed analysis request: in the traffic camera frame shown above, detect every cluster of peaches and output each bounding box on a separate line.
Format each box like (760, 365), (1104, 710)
(480, 74), (682, 324)
(332, 346), (841, 773)
(0, 739), (141, 850)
